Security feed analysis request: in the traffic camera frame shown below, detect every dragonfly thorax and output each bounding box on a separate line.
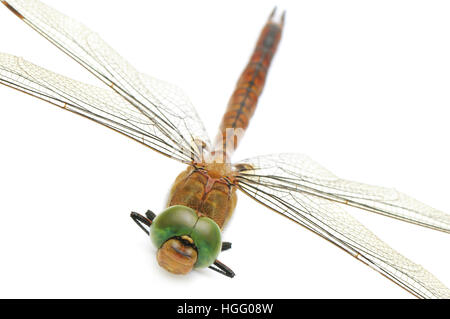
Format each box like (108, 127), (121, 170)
(168, 166), (238, 229)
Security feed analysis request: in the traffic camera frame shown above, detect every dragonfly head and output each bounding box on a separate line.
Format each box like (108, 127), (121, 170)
(131, 205), (222, 275)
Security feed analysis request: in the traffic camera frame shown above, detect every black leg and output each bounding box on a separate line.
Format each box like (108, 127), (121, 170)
(130, 211), (152, 235)
(145, 210), (156, 221)
(221, 242), (232, 251)
(208, 259), (235, 278)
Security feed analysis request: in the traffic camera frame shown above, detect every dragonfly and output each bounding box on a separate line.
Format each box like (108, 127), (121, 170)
(0, 0), (449, 299)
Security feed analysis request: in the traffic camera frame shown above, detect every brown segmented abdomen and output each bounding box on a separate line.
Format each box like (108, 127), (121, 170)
(211, 13), (284, 162)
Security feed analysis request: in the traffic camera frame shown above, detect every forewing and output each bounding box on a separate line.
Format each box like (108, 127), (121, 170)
(1, 0), (210, 162)
(0, 52), (193, 160)
(237, 153), (450, 233)
(236, 153), (450, 299)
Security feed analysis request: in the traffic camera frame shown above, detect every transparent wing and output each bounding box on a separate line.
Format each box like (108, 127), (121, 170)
(0, 52), (195, 160)
(1, 0), (210, 162)
(236, 153), (450, 233)
(235, 154), (450, 299)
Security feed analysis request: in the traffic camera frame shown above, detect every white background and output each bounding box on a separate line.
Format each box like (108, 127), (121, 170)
(0, 0), (449, 299)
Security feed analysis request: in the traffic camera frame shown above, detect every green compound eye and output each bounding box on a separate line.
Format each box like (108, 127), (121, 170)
(150, 205), (198, 248)
(190, 217), (222, 268)
(150, 205), (222, 268)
